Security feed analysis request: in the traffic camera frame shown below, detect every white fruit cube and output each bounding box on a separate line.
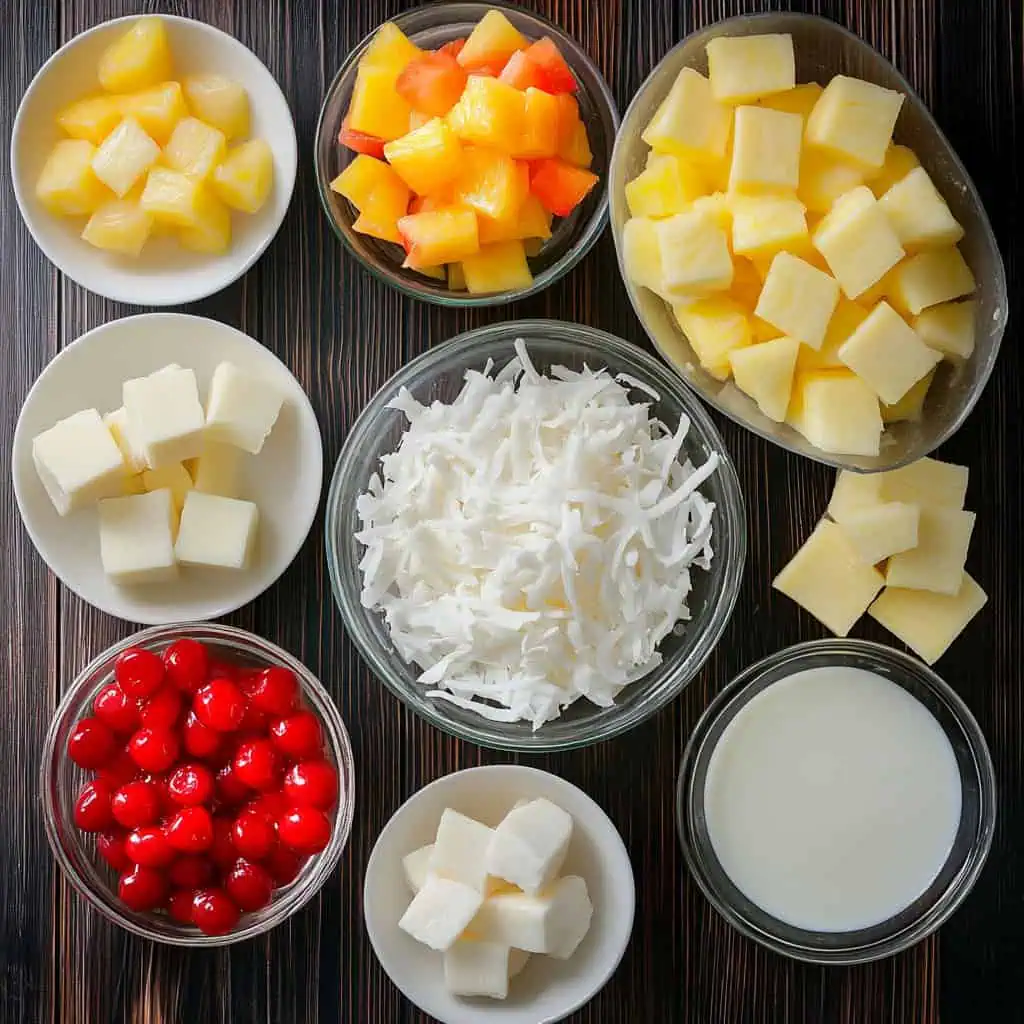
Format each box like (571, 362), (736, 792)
(90, 118), (161, 198)
(429, 809), (497, 894)
(869, 144), (920, 197)
(790, 372), (883, 456)
(183, 74), (250, 140)
(103, 406), (148, 475)
(730, 193), (808, 258)
(796, 297), (869, 372)
(728, 336), (800, 421)
(869, 572), (987, 664)
(98, 489), (178, 585)
(797, 150), (866, 214)
(622, 216), (667, 298)
(806, 75), (905, 169)
(624, 157), (706, 218)
(881, 369), (935, 423)
(888, 247), (975, 315)
(81, 199), (154, 257)
(123, 365), (206, 468)
(205, 362), (284, 454)
(878, 166), (963, 250)
(827, 469), (883, 522)
(641, 68), (731, 164)
(485, 798), (572, 896)
(833, 501), (920, 565)
(655, 210), (733, 296)
(758, 82), (823, 120)
(885, 507), (975, 595)
(691, 191), (733, 233)
(175, 492), (258, 569)
(402, 844), (434, 895)
(163, 116), (228, 182)
(398, 877), (483, 951)
(444, 941), (513, 1000)
(838, 301), (940, 404)
(811, 186), (905, 299)
(754, 252), (840, 349)
(673, 297), (752, 380)
(35, 139), (111, 216)
(729, 106), (802, 192)
(912, 300), (975, 360)
(773, 519), (885, 635)
(706, 33), (795, 102)
(879, 457), (968, 508)
(142, 461), (193, 514)
(191, 441), (243, 498)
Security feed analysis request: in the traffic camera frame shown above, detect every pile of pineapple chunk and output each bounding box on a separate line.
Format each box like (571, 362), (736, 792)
(35, 17), (274, 258)
(622, 32), (977, 458)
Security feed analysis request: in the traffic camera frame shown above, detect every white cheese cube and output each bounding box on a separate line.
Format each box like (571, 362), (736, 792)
(429, 809), (497, 894)
(773, 519), (885, 635)
(878, 457), (968, 508)
(204, 362), (284, 454)
(706, 34), (795, 103)
(485, 798), (573, 896)
(805, 76), (905, 169)
(789, 372), (883, 457)
(641, 68), (731, 164)
(728, 336), (800, 422)
(673, 297), (752, 381)
(888, 247), (975, 316)
(828, 469), (883, 522)
(443, 940), (512, 1000)
(754, 252), (840, 350)
(654, 210), (733, 296)
(878, 166), (963, 250)
(174, 492), (258, 569)
(90, 117), (160, 197)
(398, 877), (483, 951)
(402, 844), (434, 895)
(912, 300), (976, 361)
(32, 409), (127, 516)
(190, 441), (243, 498)
(869, 572), (987, 664)
(881, 368), (935, 424)
(123, 365), (205, 469)
(729, 106), (802, 193)
(104, 407), (148, 474)
(730, 194), (808, 259)
(885, 507), (975, 595)
(142, 461), (193, 515)
(833, 501), (920, 566)
(98, 489), (178, 585)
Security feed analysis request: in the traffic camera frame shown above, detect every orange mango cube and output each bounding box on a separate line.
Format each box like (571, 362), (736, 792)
(530, 158), (598, 217)
(396, 52), (468, 117)
(499, 50), (545, 91)
(446, 75), (525, 149)
(397, 208), (480, 268)
(454, 147), (529, 222)
(511, 87), (560, 159)
(522, 37), (577, 94)
(457, 10), (527, 71)
(462, 240), (534, 293)
(383, 118), (463, 196)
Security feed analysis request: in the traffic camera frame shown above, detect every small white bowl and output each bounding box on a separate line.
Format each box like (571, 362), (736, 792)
(11, 15), (297, 306)
(11, 313), (323, 624)
(364, 765), (635, 1024)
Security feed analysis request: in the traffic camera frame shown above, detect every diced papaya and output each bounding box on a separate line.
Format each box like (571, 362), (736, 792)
(478, 193), (552, 244)
(461, 239), (533, 293)
(467, 63), (506, 79)
(499, 51), (545, 91)
(523, 37), (577, 94)
(361, 22), (422, 76)
(530, 158), (598, 217)
(457, 10), (527, 71)
(437, 38), (466, 60)
(397, 208), (480, 268)
(396, 52), (468, 117)
(446, 75), (525, 148)
(511, 87), (560, 159)
(455, 147), (529, 222)
(338, 116), (386, 158)
(554, 94), (592, 168)
(383, 118), (463, 196)
(348, 65), (412, 142)
(331, 154), (410, 242)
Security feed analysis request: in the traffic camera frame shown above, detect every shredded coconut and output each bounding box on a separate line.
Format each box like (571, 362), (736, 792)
(355, 340), (719, 729)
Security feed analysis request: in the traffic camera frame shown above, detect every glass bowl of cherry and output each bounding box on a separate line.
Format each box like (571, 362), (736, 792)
(40, 623), (356, 945)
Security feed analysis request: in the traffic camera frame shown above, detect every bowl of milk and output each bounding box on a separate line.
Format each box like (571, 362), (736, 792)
(676, 639), (995, 964)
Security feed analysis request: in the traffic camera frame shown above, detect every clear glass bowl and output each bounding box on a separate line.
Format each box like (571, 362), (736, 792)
(609, 12), (1007, 472)
(325, 319), (746, 751)
(677, 639), (996, 964)
(314, 1), (619, 306)
(40, 623), (356, 947)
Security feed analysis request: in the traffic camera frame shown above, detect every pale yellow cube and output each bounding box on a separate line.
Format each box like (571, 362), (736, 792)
(881, 369), (935, 423)
(164, 117), (227, 181)
(121, 81), (188, 145)
(728, 336), (800, 421)
(191, 442), (242, 498)
(730, 193), (808, 258)
(879, 457), (968, 508)
(797, 297), (869, 371)
(868, 144), (919, 198)
(625, 158), (706, 218)
(797, 150), (865, 214)
(56, 94), (125, 145)
(140, 167), (203, 227)
(878, 166), (963, 250)
(642, 68), (732, 164)
(673, 297), (752, 380)
(98, 17), (173, 93)
(81, 198), (154, 256)
(728, 106), (802, 193)
(834, 501), (920, 566)
(691, 192), (733, 233)
(462, 242), (533, 294)
(142, 461), (193, 515)
(888, 247), (975, 315)
(868, 573), (987, 664)
(754, 252), (840, 349)
(212, 139), (274, 214)
(757, 82), (823, 120)
(773, 519), (885, 636)
(912, 300), (975, 360)
(177, 189), (232, 254)
(728, 255), (764, 310)
(655, 210), (733, 296)
(790, 371), (883, 456)
(827, 469), (883, 522)
(91, 117), (160, 197)
(706, 34), (795, 103)
(885, 507), (976, 595)
(805, 75), (904, 169)
(36, 139), (111, 215)
(183, 74), (250, 140)
(622, 217), (666, 297)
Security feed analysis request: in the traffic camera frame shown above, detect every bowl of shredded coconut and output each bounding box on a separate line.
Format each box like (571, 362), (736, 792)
(325, 321), (746, 751)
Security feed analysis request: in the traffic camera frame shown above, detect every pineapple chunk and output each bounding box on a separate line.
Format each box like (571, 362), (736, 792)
(457, 10), (527, 70)
(56, 95), (124, 145)
(120, 82), (188, 145)
(797, 150), (865, 214)
(511, 87), (560, 160)
(212, 139), (274, 214)
(879, 457), (969, 508)
(454, 147), (527, 222)
(691, 191), (733, 234)
(706, 34), (795, 103)
(805, 75), (904, 170)
(91, 118), (160, 198)
(754, 252), (840, 350)
(673, 297), (752, 380)
(446, 76), (525, 150)
(877, 166), (963, 249)
(868, 144), (919, 198)
(625, 158), (706, 218)
(797, 297), (869, 372)
(331, 154), (409, 243)
(98, 17), (173, 93)
(789, 371), (883, 456)
(349, 64), (412, 142)
(912, 300), (975, 360)
(885, 507), (976, 596)
(362, 22), (422, 74)
(728, 256), (764, 310)
(36, 140), (111, 215)
(183, 74), (250, 140)
(140, 167), (203, 227)
(164, 117), (227, 181)
(730, 193), (808, 258)
(478, 194), (551, 245)
(888, 247), (975, 316)
(881, 368), (935, 423)
(397, 208), (480, 269)
(81, 198), (154, 256)
(758, 82), (823, 120)
(728, 336), (800, 421)
(811, 185), (905, 299)
(729, 106), (802, 193)
(447, 262), (467, 290)
(654, 210), (733, 296)
(383, 118), (463, 196)
(641, 68), (731, 165)
(461, 240), (533, 293)
(834, 501), (920, 567)
(177, 189), (232, 254)
(622, 217), (666, 297)
(555, 94), (592, 168)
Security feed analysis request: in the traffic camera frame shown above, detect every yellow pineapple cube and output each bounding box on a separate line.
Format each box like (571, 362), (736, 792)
(177, 189), (232, 254)
(706, 33), (795, 103)
(673, 297), (752, 379)
(730, 193), (808, 258)
(655, 209), (733, 296)
(447, 262), (467, 290)
(446, 76), (525, 150)
(81, 198), (154, 256)
(754, 251), (840, 349)
(56, 95), (124, 145)
(90, 118), (160, 198)
(362, 21), (422, 74)
(912, 300), (975, 360)
(625, 157), (706, 218)
(622, 216), (666, 297)
(729, 336), (800, 421)
(797, 297), (869, 371)
(797, 150), (865, 214)
(453, 147), (527, 223)
(383, 118), (463, 196)
(212, 139), (274, 214)
(641, 68), (731, 165)
(140, 167), (203, 227)
(98, 17), (173, 93)
(330, 154), (409, 242)
(36, 139), (111, 215)
(806, 75), (904, 170)
(728, 256), (764, 310)
(164, 117), (227, 181)
(461, 240), (533, 294)
(478, 194), (551, 245)
(182, 74), (250, 140)
(349, 65), (412, 142)
(120, 81), (188, 145)
(691, 191), (733, 234)
(758, 82), (823, 120)
(789, 371), (883, 456)
(877, 166), (963, 250)
(729, 106), (802, 193)
(868, 144), (919, 198)
(457, 10), (526, 70)
(881, 368), (935, 423)
(888, 247), (975, 315)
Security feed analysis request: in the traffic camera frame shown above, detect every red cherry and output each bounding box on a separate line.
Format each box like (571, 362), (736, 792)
(236, 667), (263, 695)
(192, 888), (240, 935)
(125, 826), (175, 867)
(238, 701), (269, 733)
(93, 684), (139, 735)
(138, 686), (182, 730)
(233, 739), (280, 792)
(283, 761), (339, 810)
(118, 865), (168, 911)
(96, 829), (131, 872)
(225, 859), (274, 911)
(278, 806), (331, 854)
(169, 855), (215, 889)
(246, 790), (290, 822)
(265, 846), (305, 887)
(110, 781), (162, 829)
(194, 679), (247, 732)
(115, 647), (165, 699)
(215, 762), (251, 806)
(128, 727), (180, 773)
(249, 667), (299, 717)
(167, 889), (196, 924)
(166, 763), (214, 807)
(96, 748), (139, 786)
(67, 717), (116, 769)
(165, 806), (214, 854)
(268, 712), (323, 760)
(163, 638), (209, 694)
(74, 780), (114, 831)
(209, 815), (238, 869)
(209, 659), (240, 682)
(183, 710), (222, 760)
(231, 809), (276, 861)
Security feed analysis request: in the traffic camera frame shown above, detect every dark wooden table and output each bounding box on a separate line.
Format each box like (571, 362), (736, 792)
(2, 1), (1021, 1021)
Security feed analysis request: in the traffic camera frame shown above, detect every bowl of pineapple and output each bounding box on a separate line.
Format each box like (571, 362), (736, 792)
(610, 13), (1007, 472)
(12, 15), (297, 306)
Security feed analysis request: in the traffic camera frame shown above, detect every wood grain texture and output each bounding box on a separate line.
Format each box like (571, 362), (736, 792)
(1, 1), (1021, 1022)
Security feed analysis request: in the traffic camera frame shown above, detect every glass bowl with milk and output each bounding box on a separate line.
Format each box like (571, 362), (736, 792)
(677, 639), (995, 964)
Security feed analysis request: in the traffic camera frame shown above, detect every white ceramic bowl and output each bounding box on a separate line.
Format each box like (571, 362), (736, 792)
(12, 313), (323, 624)
(363, 765), (635, 1024)
(11, 15), (297, 306)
